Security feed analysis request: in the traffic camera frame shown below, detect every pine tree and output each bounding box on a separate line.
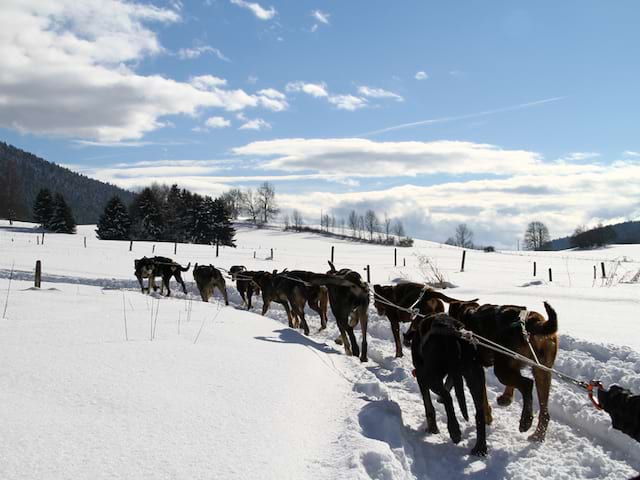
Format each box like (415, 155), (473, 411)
(130, 187), (163, 241)
(33, 188), (53, 229)
(212, 198), (236, 247)
(48, 193), (77, 234)
(96, 196), (131, 240)
(192, 196), (215, 244)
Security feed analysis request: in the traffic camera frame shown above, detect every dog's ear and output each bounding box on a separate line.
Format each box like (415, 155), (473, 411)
(194, 263), (198, 270)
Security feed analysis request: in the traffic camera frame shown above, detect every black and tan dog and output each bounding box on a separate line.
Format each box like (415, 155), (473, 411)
(273, 270), (329, 334)
(373, 282), (475, 358)
(229, 265), (261, 309)
(449, 300), (559, 441)
(251, 270), (296, 326)
(405, 313), (488, 456)
(134, 256), (190, 296)
(193, 264), (229, 305)
(305, 262), (370, 362)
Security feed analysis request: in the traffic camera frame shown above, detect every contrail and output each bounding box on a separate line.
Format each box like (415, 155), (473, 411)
(357, 96), (565, 137)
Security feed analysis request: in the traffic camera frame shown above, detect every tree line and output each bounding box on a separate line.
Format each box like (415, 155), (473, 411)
(98, 184), (236, 247)
(282, 208), (414, 247)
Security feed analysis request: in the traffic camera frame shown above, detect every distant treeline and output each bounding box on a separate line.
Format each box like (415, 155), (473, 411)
(283, 208), (414, 247)
(0, 141), (135, 224)
(543, 221), (640, 250)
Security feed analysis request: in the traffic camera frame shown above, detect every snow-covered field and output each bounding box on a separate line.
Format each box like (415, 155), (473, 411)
(1, 221), (639, 479)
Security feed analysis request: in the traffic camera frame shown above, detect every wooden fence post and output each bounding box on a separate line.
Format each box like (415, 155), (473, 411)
(461, 250), (466, 272)
(41, 232), (45, 245)
(394, 248), (397, 267)
(331, 245), (334, 264)
(216, 243), (219, 258)
(253, 251), (256, 259)
(84, 236), (87, 248)
(35, 260), (41, 288)
(593, 265), (596, 280)
(152, 245), (155, 254)
(365, 265), (371, 283)
(36, 236), (39, 246)
(403, 258), (406, 267)
(601, 262), (606, 278)
(129, 240), (133, 252)
(174, 242), (177, 255)
(548, 268), (553, 282)
(533, 261), (537, 277)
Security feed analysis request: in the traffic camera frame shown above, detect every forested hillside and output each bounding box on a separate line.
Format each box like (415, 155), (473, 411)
(544, 220), (640, 250)
(0, 141), (135, 224)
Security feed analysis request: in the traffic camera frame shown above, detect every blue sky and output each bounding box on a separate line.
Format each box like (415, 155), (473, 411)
(2, 0), (640, 247)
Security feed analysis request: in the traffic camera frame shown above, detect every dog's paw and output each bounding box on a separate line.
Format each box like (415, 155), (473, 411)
(519, 415), (534, 433)
(425, 424), (439, 435)
(470, 444), (488, 457)
(527, 430), (546, 442)
(497, 394), (513, 406)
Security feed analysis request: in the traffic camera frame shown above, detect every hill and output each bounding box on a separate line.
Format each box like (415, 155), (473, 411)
(1, 221), (639, 478)
(0, 141), (135, 224)
(544, 220), (640, 250)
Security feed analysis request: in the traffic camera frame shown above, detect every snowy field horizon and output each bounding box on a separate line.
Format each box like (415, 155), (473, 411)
(1, 220), (639, 479)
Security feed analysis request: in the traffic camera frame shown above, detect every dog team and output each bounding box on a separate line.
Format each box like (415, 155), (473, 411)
(134, 255), (559, 457)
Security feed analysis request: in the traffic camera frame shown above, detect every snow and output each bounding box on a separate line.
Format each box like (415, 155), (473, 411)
(0, 221), (639, 479)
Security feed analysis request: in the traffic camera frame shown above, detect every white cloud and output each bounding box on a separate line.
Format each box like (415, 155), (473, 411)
(205, 116), (231, 129)
(239, 118), (271, 130)
(247, 75), (258, 85)
(190, 75), (228, 88)
(623, 150), (640, 157)
(357, 86), (403, 102)
(256, 88), (288, 111)
(415, 71), (429, 80)
(286, 82), (367, 110)
(286, 81), (329, 98)
(233, 138), (543, 176)
(177, 45), (229, 61)
(562, 152), (600, 162)
(229, 0), (276, 20)
(327, 94), (368, 111)
(311, 10), (330, 24)
(0, 0), (284, 142)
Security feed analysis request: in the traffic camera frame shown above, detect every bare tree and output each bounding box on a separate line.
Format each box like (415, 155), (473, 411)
(256, 181), (279, 224)
(454, 223), (474, 248)
(292, 209), (303, 231)
(364, 209), (379, 240)
(283, 214), (290, 230)
(348, 210), (358, 236)
(358, 214), (365, 238)
(384, 213), (392, 242)
(524, 221), (550, 250)
(393, 219), (406, 238)
(243, 188), (261, 225)
(220, 188), (245, 219)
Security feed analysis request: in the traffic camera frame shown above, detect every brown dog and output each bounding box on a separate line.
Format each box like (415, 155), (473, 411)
(449, 301), (558, 441)
(373, 282), (475, 358)
(192, 264), (229, 305)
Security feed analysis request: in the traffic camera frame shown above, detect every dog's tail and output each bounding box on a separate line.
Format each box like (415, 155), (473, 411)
(453, 373), (469, 421)
(181, 262), (191, 272)
(428, 290), (478, 305)
(528, 301), (558, 336)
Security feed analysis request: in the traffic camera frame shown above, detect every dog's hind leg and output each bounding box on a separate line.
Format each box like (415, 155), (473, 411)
(416, 374), (439, 434)
(175, 272), (187, 294)
(497, 385), (515, 406)
(431, 381), (461, 444)
(219, 285), (229, 306)
(464, 365), (488, 456)
(529, 368), (552, 442)
(495, 360), (534, 432)
(358, 307), (368, 362)
(346, 325), (359, 358)
(390, 319), (403, 358)
(336, 321), (352, 356)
